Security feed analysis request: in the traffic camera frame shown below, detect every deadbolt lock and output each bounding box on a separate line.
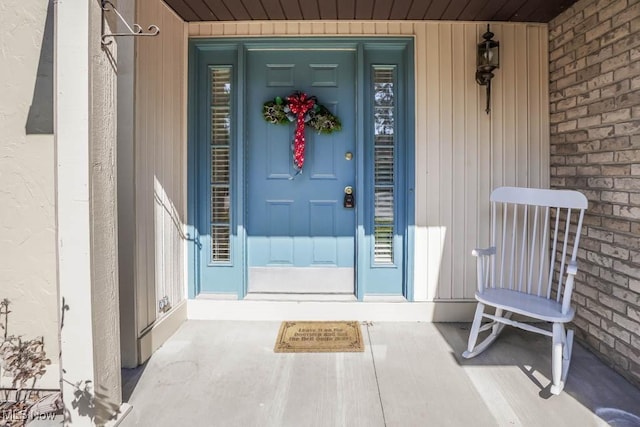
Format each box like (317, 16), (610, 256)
(344, 186), (355, 208)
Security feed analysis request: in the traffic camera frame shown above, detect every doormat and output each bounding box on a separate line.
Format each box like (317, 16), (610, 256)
(274, 321), (364, 353)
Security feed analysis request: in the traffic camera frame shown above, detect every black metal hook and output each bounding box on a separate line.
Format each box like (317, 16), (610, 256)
(101, 0), (160, 46)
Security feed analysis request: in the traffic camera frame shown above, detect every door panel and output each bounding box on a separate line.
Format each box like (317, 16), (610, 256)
(246, 49), (356, 293)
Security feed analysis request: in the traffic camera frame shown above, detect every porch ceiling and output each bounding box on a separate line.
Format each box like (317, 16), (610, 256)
(164, 0), (578, 23)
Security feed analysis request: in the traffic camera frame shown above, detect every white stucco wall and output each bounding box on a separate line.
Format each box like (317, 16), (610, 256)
(0, 0), (58, 387)
(55, 0), (123, 422)
(89, 1), (123, 420)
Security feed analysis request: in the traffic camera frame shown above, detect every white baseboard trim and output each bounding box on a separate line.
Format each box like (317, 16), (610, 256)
(137, 300), (187, 364)
(187, 299), (477, 322)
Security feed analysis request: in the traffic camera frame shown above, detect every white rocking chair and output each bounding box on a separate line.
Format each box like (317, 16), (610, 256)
(462, 186), (588, 395)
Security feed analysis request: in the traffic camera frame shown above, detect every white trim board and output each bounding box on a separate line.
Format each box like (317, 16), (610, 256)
(187, 300), (476, 322)
(137, 300), (188, 364)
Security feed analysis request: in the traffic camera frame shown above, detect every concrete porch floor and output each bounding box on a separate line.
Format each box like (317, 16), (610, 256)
(121, 321), (640, 427)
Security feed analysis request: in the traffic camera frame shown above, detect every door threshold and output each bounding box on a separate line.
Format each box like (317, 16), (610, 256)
(187, 299), (478, 321)
(244, 293), (357, 302)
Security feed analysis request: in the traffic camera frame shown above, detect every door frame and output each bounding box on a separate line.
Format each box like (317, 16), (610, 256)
(187, 37), (415, 301)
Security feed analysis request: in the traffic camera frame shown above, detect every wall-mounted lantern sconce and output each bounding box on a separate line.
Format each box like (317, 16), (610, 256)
(476, 25), (499, 114)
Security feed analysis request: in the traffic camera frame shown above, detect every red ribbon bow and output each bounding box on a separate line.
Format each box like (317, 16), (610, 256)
(287, 92), (316, 171)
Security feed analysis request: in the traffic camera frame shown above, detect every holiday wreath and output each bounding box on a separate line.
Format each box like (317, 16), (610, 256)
(263, 91), (341, 173)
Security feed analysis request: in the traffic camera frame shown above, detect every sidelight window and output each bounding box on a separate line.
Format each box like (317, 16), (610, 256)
(372, 67), (396, 265)
(210, 67), (232, 262)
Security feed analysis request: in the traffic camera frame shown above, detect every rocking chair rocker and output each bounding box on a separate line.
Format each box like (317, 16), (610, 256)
(462, 186), (588, 395)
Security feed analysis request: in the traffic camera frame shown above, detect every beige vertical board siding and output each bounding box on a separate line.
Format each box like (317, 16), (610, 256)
(150, 0), (161, 329)
(424, 23), (444, 301)
(187, 20), (548, 302)
(475, 25), (493, 300)
(537, 29), (550, 189)
(176, 8), (187, 306)
(135, 4), (149, 333)
(153, 0), (163, 327)
(515, 25), (529, 187)
(176, 12), (184, 305)
(162, 5), (171, 311)
(170, 3), (187, 310)
(413, 23), (428, 301)
(183, 22), (190, 300)
(452, 25), (466, 299)
(509, 27), (519, 185)
(464, 25), (480, 299)
(136, 1), (186, 334)
(540, 32), (550, 189)
(528, 28), (541, 187)
(438, 23), (454, 300)
(490, 23), (509, 287)
(142, 0), (156, 331)
(493, 23), (510, 285)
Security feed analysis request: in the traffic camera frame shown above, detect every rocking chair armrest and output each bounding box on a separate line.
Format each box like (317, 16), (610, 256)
(472, 247), (495, 293)
(472, 247), (496, 257)
(561, 260), (579, 315)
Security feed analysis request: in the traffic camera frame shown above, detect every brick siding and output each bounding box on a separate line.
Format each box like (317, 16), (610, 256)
(550, 0), (640, 387)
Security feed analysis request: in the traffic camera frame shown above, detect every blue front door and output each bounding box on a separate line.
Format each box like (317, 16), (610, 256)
(246, 49), (356, 293)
